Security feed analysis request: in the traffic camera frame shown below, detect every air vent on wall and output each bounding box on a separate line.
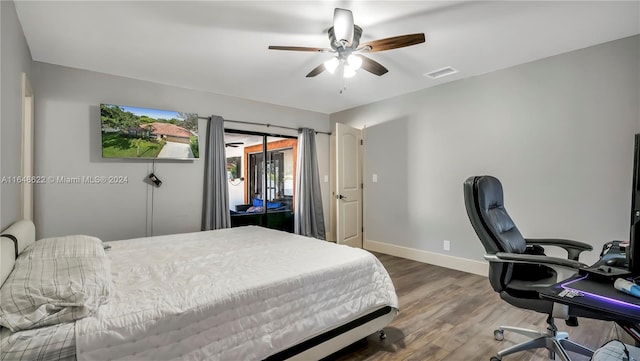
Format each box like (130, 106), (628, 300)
(424, 66), (458, 79)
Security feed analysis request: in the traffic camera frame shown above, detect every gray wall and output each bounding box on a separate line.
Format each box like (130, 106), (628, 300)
(32, 62), (331, 241)
(332, 35), (640, 267)
(1, 0), (32, 230)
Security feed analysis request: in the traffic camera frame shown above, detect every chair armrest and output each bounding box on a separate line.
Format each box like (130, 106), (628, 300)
(525, 238), (593, 261)
(490, 252), (588, 270)
(486, 253), (589, 281)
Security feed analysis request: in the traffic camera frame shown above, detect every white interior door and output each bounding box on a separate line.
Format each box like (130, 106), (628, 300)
(335, 123), (362, 248)
(21, 73), (34, 221)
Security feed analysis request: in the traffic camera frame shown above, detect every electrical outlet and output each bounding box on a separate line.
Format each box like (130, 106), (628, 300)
(443, 240), (450, 251)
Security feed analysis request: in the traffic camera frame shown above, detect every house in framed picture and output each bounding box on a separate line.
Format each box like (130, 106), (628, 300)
(145, 122), (192, 144)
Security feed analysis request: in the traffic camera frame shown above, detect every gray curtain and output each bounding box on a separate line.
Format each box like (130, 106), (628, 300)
(202, 115), (231, 230)
(295, 128), (326, 239)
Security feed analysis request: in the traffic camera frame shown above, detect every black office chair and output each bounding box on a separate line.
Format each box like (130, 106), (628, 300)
(464, 175), (596, 361)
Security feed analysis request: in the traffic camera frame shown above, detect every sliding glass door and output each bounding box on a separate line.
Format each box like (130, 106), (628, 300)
(225, 130), (297, 232)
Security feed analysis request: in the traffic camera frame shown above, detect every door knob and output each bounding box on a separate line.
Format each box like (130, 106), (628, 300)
(337, 194), (347, 200)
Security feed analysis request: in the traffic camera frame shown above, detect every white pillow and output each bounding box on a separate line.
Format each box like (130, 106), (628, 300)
(0, 235), (112, 332)
(21, 234), (106, 259)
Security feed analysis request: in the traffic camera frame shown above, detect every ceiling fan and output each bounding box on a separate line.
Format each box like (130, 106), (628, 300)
(225, 142), (244, 148)
(268, 8), (425, 79)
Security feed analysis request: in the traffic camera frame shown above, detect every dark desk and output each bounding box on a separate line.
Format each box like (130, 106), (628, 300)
(540, 273), (640, 343)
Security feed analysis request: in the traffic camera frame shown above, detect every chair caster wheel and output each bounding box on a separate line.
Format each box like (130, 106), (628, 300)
(490, 357), (500, 361)
(493, 329), (504, 341)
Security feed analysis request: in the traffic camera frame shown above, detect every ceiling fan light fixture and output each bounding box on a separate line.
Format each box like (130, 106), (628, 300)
(324, 57), (340, 74)
(343, 66), (357, 78)
(347, 54), (362, 70)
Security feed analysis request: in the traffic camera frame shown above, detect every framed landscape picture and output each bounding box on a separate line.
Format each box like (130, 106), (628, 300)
(100, 104), (199, 160)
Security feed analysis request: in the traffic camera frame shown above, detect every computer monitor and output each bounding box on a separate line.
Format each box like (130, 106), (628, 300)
(628, 133), (640, 276)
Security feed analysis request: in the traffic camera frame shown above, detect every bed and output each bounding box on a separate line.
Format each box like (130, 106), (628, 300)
(0, 220), (398, 360)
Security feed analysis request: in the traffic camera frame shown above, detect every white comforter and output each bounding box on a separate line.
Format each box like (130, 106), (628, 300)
(75, 226), (398, 360)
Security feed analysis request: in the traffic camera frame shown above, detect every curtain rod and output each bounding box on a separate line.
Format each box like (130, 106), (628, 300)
(198, 116), (331, 135)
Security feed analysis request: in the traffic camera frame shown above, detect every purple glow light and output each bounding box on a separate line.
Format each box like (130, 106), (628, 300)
(560, 276), (640, 311)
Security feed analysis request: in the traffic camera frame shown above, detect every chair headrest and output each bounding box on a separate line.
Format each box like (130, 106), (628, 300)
(476, 176), (504, 212)
(465, 175), (526, 254)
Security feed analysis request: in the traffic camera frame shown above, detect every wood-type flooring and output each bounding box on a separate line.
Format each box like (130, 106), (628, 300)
(326, 253), (626, 361)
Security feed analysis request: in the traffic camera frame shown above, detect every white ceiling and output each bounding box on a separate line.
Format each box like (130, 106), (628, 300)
(14, 1), (640, 114)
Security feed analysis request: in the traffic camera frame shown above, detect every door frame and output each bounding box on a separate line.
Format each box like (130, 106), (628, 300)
(225, 129), (297, 232)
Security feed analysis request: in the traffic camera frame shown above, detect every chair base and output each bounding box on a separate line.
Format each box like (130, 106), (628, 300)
(491, 319), (593, 361)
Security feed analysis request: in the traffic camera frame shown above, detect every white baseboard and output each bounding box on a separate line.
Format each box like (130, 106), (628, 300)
(364, 239), (489, 277)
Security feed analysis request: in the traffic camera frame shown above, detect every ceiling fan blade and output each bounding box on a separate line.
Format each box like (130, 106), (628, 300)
(358, 33), (425, 52)
(306, 63), (326, 78)
(359, 55), (388, 76)
(333, 8), (354, 47)
(268, 45), (331, 53)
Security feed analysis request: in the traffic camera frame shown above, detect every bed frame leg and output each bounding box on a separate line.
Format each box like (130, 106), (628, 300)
(379, 330), (386, 340)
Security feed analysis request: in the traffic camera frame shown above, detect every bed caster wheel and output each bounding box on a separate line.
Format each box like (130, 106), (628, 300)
(493, 329), (504, 341)
(379, 330), (386, 340)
